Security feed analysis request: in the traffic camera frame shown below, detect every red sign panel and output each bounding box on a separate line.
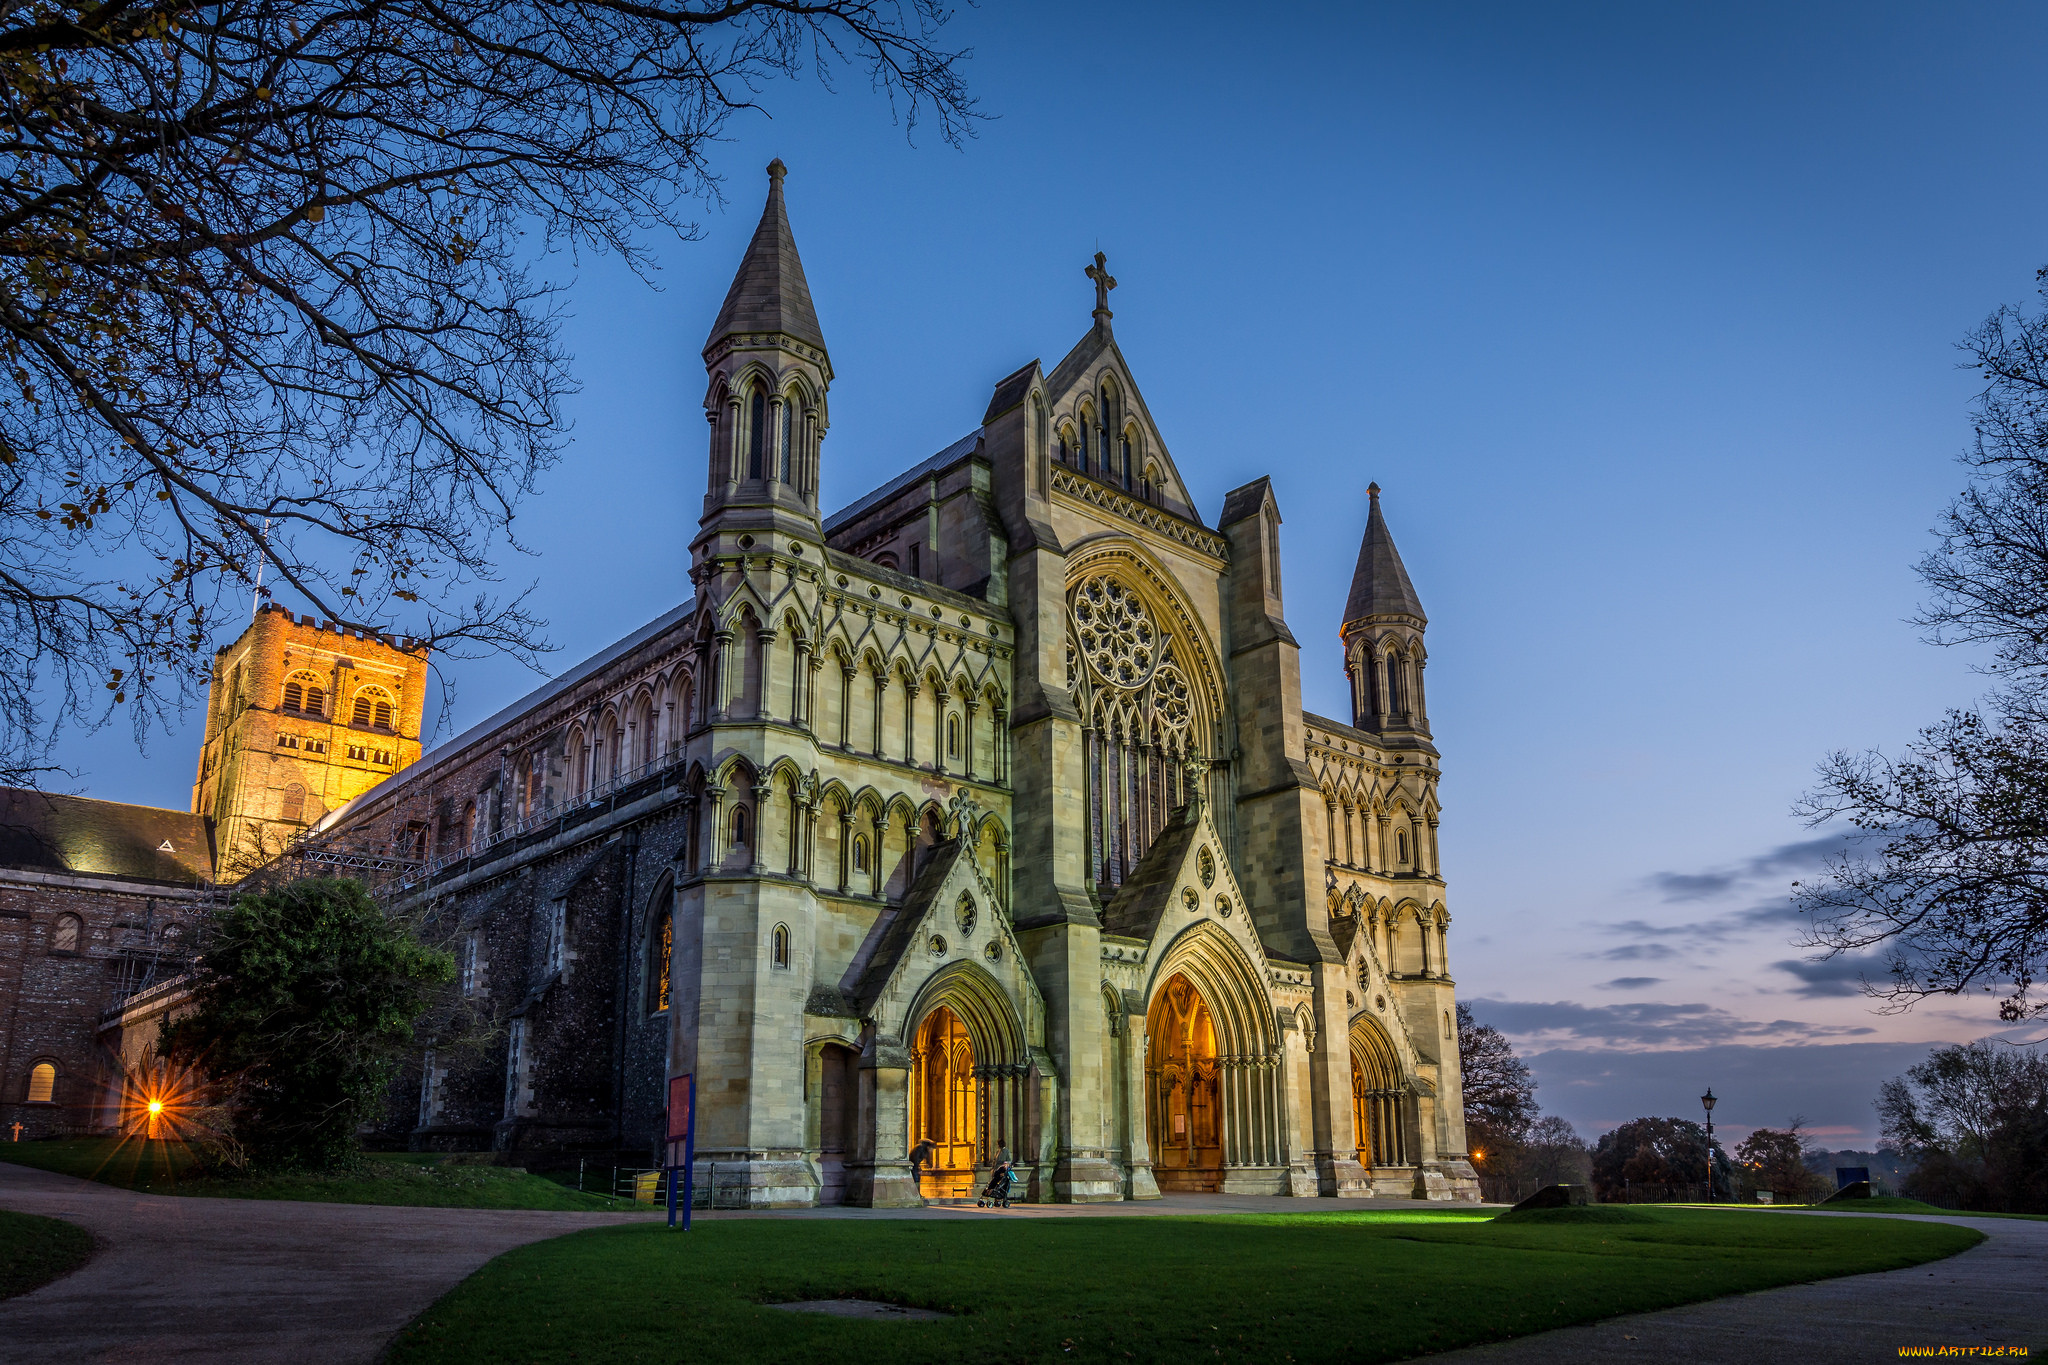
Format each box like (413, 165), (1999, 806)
(667, 1074), (693, 1141)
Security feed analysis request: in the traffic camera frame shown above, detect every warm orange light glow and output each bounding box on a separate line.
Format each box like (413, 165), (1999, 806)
(147, 1099), (164, 1115)
(1471, 1148), (1484, 1161)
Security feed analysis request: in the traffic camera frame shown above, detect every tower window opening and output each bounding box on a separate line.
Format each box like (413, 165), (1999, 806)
(947, 714), (960, 758)
(281, 783), (306, 823)
(778, 397), (793, 483)
(26, 1062), (56, 1103)
(1119, 435), (1132, 488)
(747, 386), (766, 481)
(282, 679), (303, 711)
(1396, 828), (1410, 865)
(771, 922), (791, 969)
(731, 804), (750, 847)
(908, 543), (921, 579)
(853, 834), (869, 874)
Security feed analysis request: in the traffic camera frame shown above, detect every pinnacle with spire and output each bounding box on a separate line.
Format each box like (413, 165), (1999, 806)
(705, 158), (826, 356)
(1343, 483), (1426, 630)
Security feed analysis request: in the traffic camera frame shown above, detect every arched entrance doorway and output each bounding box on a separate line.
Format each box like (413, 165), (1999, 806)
(911, 1005), (980, 1198)
(1146, 972), (1222, 1191)
(1351, 1019), (1410, 1169)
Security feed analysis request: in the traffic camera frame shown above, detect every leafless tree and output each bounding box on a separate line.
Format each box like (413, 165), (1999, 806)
(0, 0), (976, 783)
(1797, 272), (2048, 1021)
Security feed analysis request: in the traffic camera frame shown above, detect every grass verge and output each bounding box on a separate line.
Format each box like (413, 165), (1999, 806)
(0, 1209), (93, 1301)
(1, 1138), (642, 1211)
(386, 1206), (1980, 1365)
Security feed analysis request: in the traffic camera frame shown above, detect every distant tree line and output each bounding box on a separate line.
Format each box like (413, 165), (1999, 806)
(1457, 1004), (1591, 1202)
(1879, 1041), (2048, 1214)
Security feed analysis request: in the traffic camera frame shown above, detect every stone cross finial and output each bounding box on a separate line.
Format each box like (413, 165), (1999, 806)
(1085, 251), (1117, 318)
(947, 790), (984, 838)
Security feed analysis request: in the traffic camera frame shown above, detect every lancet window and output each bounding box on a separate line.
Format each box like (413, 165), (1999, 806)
(1067, 572), (1207, 888)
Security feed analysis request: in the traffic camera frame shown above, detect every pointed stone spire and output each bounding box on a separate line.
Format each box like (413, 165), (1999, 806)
(1342, 483), (1426, 629)
(704, 158), (825, 355)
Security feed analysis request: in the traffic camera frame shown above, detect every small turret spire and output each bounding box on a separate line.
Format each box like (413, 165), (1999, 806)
(704, 159), (825, 355)
(1343, 483), (1425, 630)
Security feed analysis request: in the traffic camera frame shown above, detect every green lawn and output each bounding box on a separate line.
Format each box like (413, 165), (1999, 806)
(386, 1205), (1981, 1365)
(1, 1138), (644, 1211)
(0, 1209), (93, 1301)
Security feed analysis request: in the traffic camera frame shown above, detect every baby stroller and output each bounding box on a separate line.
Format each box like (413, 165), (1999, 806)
(975, 1163), (1015, 1208)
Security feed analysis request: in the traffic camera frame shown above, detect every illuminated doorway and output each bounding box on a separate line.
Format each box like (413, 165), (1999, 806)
(910, 1005), (980, 1198)
(1146, 972), (1222, 1191)
(1351, 1024), (1409, 1169)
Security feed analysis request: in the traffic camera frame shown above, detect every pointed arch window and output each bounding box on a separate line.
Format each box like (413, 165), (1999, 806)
(1077, 420), (1090, 474)
(747, 385), (767, 481)
(26, 1062), (56, 1103)
(281, 783), (306, 824)
(853, 834), (870, 874)
(947, 714), (960, 759)
(731, 804), (750, 847)
(51, 914), (80, 953)
(1069, 573), (1206, 887)
(1119, 433), (1133, 488)
(650, 905), (673, 1013)
(770, 923), (791, 970)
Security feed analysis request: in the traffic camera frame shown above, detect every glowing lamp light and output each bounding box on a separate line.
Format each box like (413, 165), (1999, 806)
(147, 1099), (163, 1115)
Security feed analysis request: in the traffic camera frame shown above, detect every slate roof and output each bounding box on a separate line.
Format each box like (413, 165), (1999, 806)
(821, 429), (982, 537)
(0, 788), (215, 884)
(705, 159), (825, 354)
(310, 596), (697, 834)
(1343, 484), (1426, 627)
(1098, 802), (1205, 942)
(851, 839), (974, 1012)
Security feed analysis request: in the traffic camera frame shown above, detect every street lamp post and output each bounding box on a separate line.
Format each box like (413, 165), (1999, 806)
(1701, 1087), (1718, 1203)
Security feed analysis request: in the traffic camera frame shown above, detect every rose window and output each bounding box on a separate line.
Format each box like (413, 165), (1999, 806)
(1072, 575), (1157, 689)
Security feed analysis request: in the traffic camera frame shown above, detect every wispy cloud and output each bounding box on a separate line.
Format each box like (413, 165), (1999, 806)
(1586, 835), (1855, 962)
(1463, 996), (1877, 1051)
(1599, 976), (1665, 990)
(1771, 950), (1897, 999)
(1647, 835), (1854, 905)
(1592, 942), (1680, 962)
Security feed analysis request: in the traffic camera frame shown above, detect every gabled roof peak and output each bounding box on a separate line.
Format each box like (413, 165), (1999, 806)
(1343, 484), (1426, 630)
(704, 159), (825, 356)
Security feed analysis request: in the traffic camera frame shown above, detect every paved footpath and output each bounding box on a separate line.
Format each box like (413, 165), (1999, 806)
(1425, 1210), (2048, 1365)
(0, 1160), (659, 1365)
(5, 1159), (2043, 1364)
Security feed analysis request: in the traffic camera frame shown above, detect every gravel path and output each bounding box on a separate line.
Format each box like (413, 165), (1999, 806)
(1423, 1210), (2048, 1365)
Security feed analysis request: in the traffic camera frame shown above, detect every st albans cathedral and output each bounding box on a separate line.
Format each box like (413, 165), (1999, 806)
(1, 161), (1476, 1207)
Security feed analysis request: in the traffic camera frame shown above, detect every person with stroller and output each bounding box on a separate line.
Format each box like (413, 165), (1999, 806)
(976, 1147), (1016, 1208)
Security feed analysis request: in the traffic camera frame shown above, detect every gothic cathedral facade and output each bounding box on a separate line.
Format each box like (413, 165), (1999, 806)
(311, 161), (1477, 1206)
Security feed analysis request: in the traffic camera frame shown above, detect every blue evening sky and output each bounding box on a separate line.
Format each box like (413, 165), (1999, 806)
(68, 2), (2048, 1144)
